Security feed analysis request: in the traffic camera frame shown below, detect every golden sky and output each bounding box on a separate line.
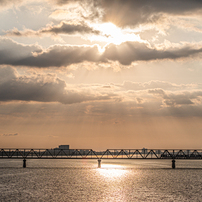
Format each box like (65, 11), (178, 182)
(1, 0), (202, 149)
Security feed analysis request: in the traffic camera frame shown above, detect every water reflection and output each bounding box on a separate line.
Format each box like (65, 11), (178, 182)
(97, 164), (128, 179)
(1, 160), (202, 201)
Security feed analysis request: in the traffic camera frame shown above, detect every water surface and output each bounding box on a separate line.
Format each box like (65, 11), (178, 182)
(0, 159), (202, 201)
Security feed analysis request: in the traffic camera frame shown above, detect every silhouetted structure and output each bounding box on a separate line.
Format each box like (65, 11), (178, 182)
(1, 148), (202, 169)
(57, 145), (69, 150)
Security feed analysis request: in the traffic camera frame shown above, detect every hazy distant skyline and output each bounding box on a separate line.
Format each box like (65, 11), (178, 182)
(1, 0), (202, 149)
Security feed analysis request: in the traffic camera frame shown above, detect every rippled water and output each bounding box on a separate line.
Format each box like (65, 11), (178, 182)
(0, 159), (202, 201)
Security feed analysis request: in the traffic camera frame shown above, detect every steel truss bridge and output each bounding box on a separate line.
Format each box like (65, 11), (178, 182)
(1, 148), (202, 168)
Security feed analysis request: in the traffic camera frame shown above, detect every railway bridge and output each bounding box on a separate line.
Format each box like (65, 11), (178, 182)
(1, 148), (202, 169)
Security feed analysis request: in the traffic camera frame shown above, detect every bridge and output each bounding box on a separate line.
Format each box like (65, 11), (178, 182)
(1, 148), (202, 169)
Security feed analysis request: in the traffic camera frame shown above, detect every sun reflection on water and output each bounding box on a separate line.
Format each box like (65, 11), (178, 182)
(97, 164), (128, 179)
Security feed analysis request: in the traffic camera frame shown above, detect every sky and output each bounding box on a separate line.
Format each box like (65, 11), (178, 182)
(1, 0), (202, 149)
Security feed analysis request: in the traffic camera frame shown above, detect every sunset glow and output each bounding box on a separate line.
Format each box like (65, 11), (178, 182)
(1, 0), (202, 149)
(91, 22), (142, 45)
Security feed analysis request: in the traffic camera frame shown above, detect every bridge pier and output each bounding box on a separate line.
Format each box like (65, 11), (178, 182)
(23, 159), (26, 168)
(98, 159), (101, 168)
(172, 159), (175, 169)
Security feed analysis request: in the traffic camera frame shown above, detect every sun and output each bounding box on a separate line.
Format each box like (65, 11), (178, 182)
(99, 22), (121, 39)
(90, 22), (142, 45)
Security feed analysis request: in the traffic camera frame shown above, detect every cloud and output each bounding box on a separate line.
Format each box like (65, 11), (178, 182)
(53, 0), (79, 6)
(0, 38), (42, 65)
(1, 38), (202, 68)
(51, 0), (104, 25)
(0, 38), (101, 67)
(0, 0), (23, 9)
(148, 88), (202, 106)
(102, 41), (202, 65)
(53, 0), (202, 27)
(100, 0), (202, 27)
(6, 21), (101, 37)
(1, 68), (202, 118)
(1, 133), (18, 136)
(121, 81), (197, 91)
(0, 66), (110, 104)
(0, 0), (22, 5)
(16, 45), (101, 67)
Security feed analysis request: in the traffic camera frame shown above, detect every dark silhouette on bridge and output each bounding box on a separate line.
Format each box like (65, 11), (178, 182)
(1, 148), (202, 168)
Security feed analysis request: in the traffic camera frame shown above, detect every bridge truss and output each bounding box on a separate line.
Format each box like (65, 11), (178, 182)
(1, 148), (202, 168)
(1, 148), (202, 160)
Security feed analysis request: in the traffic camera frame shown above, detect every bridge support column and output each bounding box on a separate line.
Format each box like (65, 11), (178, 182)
(98, 159), (101, 168)
(23, 159), (26, 168)
(172, 159), (175, 169)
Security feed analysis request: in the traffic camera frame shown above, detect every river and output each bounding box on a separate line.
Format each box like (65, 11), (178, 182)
(0, 159), (202, 201)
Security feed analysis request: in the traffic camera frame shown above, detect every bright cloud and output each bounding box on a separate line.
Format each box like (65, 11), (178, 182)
(1, 0), (202, 148)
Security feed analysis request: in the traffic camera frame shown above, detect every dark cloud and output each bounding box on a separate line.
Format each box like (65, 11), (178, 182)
(53, 0), (202, 27)
(149, 88), (202, 106)
(1, 133), (18, 136)
(0, 67), (110, 104)
(164, 91), (202, 106)
(16, 45), (101, 67)
(0, 38), (42, 65)
(7, 22), (101, 36)
(148, 89), (167, 97)
(100, 0), (202, 27)
(1, 38), (202, 67)
(102, 42), (202, 65)
(0, 38), (101, 67)
(1, 0), (202, 27)
(41, 22), (100, 35)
